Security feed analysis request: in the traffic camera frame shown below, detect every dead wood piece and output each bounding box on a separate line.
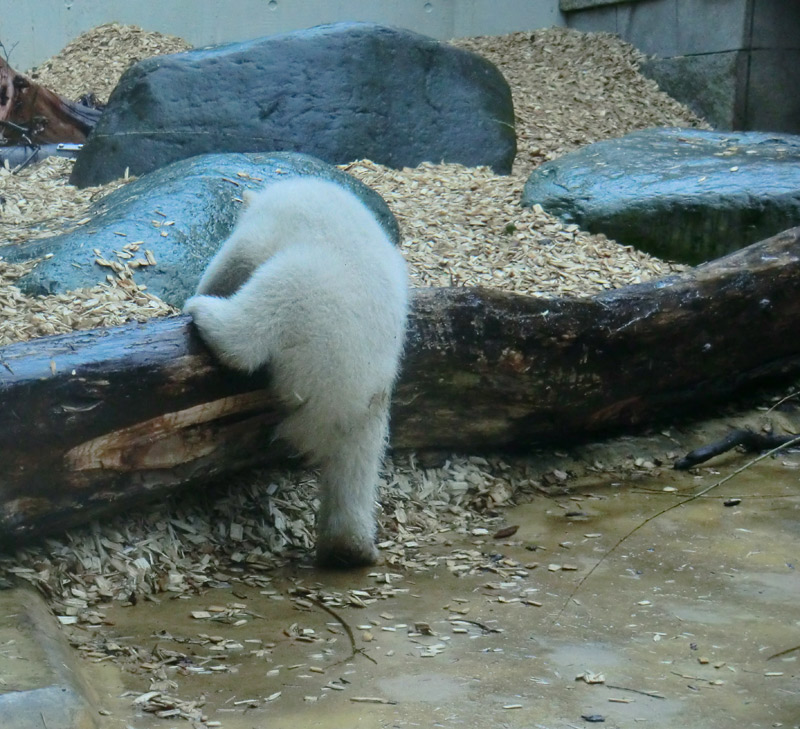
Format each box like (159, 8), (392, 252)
(1, 227), (800, 541)
(605, 685), (665, 699)
(0, 56), (100, 145)
(674, 429), (799, 470)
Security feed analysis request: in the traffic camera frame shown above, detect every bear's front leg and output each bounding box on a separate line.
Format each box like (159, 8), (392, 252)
(184, 294), (269, 373)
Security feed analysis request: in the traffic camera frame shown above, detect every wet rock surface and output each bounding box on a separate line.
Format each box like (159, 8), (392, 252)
(70, 22), (516, 188)
(5, 152), (399, 307)
(521, 128), (800, 264)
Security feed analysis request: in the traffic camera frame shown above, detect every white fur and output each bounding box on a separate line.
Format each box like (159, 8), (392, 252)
(184, 178), (409, 567)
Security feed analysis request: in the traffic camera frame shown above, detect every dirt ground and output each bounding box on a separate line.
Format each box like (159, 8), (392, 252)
(43, 406), (798, 729)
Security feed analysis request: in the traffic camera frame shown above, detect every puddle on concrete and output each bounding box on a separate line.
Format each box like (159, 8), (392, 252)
(377, 672), (473, 703)
(0, 591), (54, 693)
(72, 454), (798, 728)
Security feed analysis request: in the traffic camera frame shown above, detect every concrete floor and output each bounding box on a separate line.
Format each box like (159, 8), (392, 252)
(62, 452), (799, 729)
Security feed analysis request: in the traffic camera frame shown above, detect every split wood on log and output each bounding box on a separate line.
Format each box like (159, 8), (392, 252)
(1, 227), (800, 541)
(0, 56), (100, 145)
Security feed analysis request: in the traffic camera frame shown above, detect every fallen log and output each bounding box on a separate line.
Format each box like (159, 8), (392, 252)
(2, 227), (800, 540)
(0, 56), (100, 145)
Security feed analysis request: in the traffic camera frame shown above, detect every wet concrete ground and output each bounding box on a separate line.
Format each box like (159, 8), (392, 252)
(69, 447), (799, 729)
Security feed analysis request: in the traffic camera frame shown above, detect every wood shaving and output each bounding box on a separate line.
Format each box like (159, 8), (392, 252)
(0, 249), (176, 347)
(0, 27), (702, 352)
(1, 26), (704, 348)
(0, 157), (129, 245)
(1, 453), (541, 615)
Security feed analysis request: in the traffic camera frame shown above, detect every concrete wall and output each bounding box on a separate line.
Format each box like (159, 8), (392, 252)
(0, 0), (564, 72)
(563, 0), (800, 133)
(745, 0), (800, 133)
(4, 0), (795, 134)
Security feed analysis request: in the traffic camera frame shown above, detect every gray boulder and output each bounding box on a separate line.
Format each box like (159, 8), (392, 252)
(521, 128), (800, 264)
(70, 22), (516, 188)
(5, 152), (399, 307)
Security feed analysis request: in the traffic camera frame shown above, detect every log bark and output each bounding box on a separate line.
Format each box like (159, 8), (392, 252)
(0, 57), (100, 145)
(2, 227), (800, 540)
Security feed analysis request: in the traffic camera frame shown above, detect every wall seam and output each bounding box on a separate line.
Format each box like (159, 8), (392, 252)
(742, 0), (754, 129)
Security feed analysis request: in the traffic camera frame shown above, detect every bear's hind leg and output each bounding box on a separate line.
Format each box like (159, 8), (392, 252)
(313, 414), (388, 568)
(196, 251), (257, 298)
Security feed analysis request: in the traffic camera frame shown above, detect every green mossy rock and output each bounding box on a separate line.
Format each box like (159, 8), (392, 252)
(5, 152), (399, 307)
(522, 128), (800, 264)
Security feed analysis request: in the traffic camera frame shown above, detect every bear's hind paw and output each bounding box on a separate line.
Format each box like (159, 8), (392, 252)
(316, 538), (379, 570)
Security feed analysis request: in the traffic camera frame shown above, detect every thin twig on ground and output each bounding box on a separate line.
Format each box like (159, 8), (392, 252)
(554, 433), (800, 621)
(306, 595), (378, 668)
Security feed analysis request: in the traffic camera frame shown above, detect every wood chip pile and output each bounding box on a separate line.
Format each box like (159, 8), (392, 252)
(1, 453), (567, 632)
(1, 22), (708, 688)
(453, 29), (709, 172)
(0, 261), (174, 345)
(27, 23), (192, 103)
(346, 159), (688, 294)
(3, 453), (539, 592)
(0, 158), (173, 345)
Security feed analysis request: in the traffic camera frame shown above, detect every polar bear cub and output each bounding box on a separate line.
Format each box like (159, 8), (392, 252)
(184, 177), (409, 568)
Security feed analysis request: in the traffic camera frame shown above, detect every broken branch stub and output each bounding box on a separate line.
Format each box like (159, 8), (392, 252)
(0, 56), (100, 144)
